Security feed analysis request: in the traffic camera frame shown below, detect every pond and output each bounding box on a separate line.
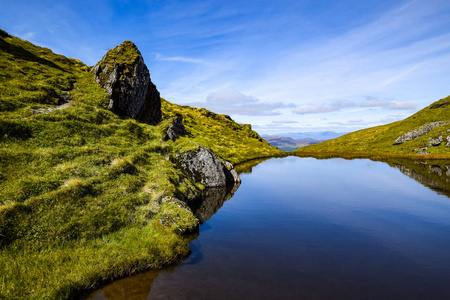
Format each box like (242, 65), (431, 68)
(88, 157), (450, 300)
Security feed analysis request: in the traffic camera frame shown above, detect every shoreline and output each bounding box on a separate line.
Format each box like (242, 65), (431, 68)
(294, 151), (450, 161)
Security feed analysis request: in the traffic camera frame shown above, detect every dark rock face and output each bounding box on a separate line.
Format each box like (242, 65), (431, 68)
(176, 146), (241, 187)
(93, 41), (161, 125)
(393, 121), (447, 145)
(166, 116), (187, 141)
(430, 102), (449, 109)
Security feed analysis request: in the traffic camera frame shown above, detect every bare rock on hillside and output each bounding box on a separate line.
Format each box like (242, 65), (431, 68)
(393, 121), (447, 145)
(429, 135), (444, 147)
(166, 116), (187, 141)
(176, 146), (241, 187)
(93, 41), (161, 125)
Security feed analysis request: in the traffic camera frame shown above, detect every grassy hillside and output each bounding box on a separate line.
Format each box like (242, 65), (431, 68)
(0, 30), (282, 299)
(295, 95), (450, 158)
(0, 29), (87, 113)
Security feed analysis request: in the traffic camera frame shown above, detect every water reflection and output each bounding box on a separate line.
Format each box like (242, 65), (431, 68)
(86, 157), (450, 300)
(190, 183), (240, 224)
(88, 270), (159, 300)
(86, 182), (240, 300)
(233, 157), (271, 174)
(386, 159), (450, 197)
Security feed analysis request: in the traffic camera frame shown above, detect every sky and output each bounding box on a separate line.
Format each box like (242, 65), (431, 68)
(1, 0), (450, 136)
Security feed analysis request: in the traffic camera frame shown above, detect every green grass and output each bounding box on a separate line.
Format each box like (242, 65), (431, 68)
(161, 100), (284, 165)
(0, 220), (191, 299)
(295, 95), (450, 158)
(0, 29), (283, 299)
(0, 28), (87, 112)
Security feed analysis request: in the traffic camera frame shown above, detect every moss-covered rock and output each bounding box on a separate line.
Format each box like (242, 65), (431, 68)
(93, 41), (161, 125)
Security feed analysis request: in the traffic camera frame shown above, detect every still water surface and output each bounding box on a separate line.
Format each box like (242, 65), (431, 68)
(89, 157), (450, 300)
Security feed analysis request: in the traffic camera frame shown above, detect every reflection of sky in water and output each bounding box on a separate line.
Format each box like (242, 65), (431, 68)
(89, 157), (450, 300)
(238, 157), (450, 265)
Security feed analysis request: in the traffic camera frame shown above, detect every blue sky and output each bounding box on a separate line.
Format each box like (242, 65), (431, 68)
(2, 0), (450, 135)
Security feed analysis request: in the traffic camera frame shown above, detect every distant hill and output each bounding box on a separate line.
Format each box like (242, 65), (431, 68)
(295, 96), (450, 158)
(263, 136), (322, 151)
(282, 131), (347, 140)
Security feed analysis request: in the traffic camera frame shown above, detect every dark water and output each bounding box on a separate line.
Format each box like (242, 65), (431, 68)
(89, 157), (450, 300)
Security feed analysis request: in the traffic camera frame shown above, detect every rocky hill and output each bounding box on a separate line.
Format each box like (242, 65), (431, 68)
(0, 30), (282, 299)
(294, 96), (450, 158)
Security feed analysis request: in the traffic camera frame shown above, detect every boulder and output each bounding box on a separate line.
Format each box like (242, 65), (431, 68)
(429, 135), (443, 147)
(93, 41), (161, 125)
(446, 136), (450, 147)
(393, 121), (447, 145)
(176, 146), (241, 187)
(166, 116), (187, 141)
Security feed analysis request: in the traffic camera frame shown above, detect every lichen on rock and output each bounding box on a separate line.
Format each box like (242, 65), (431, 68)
(93, 40), (161, 125)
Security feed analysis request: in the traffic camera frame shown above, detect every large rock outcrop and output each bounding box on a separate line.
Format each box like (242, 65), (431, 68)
(93, 41), (161, 125)
(393, 121), (447, 145)
(176, 146), (241, 187)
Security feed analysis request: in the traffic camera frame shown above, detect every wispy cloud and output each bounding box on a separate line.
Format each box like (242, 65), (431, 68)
(272, 120), (299, 124)
(187, 92), (294, 116)
(293, 98), (416, 115)
(17, 31), (35, 40)
(328, 114), (405, 126)
(155, 53), (205, 64)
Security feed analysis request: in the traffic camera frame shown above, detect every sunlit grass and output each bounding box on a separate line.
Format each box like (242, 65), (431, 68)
(295, 95), (450, 158)
(0, 29), (284, 299)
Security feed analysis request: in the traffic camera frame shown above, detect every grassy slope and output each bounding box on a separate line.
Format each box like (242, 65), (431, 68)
(0, 31), (282, 299)
(0, 29), (87, 112)
(162, 99), (282, 165)
(295, 95), (450, 158)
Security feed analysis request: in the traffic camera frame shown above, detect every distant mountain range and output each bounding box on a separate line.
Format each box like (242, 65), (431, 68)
(278, 131), (347, 140)
(263, 132), (347, 151)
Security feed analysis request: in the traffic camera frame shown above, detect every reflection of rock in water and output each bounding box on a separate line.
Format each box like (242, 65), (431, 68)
(391, 161), (450, 198)
(190, 183), (240, 224)
(86, 183), (241, 300)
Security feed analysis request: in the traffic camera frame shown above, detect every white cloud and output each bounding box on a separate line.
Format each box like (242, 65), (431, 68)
(328, 114), (405, 126)
(293, 99), (416, 115)
(363, 100), (415, 110)
(155, 53), (205, 64)
(187, 92), (294, 116)
(18, 31), (35, 40)
(272, 120), (299, 124)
